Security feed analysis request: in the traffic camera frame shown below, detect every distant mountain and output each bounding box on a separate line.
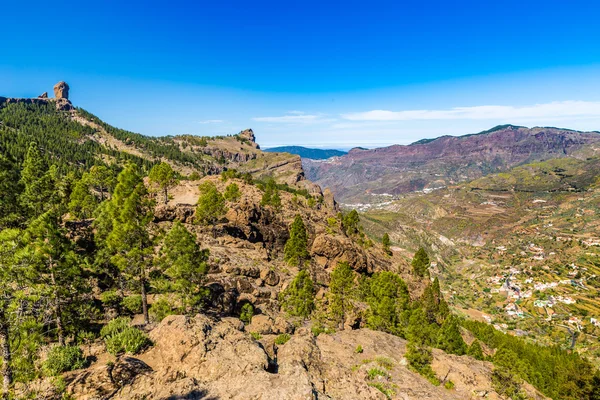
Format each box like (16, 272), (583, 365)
(265, 146), (347, 160)
(303, 125), (600, 203)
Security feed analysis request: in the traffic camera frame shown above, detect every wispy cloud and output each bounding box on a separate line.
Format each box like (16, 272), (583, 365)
(341, 101), (600, 121)
(253, 112), (336, 124)
(198, 119), (225, 124)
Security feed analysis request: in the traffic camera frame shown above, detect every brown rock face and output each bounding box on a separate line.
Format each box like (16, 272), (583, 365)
(53, 81), (70, 99)
(38, 92), (48, 99)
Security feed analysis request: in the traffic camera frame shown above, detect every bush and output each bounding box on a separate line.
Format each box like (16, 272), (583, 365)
(250, 332), (262, 340)
(100, 290), (122, 310)
(42, 345), (86, 376)
(100, 317), (131, 339)
(121, 295), (143, 315)
(105, 327), (151, 356)
(444, 380), (455, 390)
(275, 333), (291, 345)
(239, 303), (254, 324)
(150, 298), (174, 323)
(355, 345), (364, 354)
(367, 367), (388, 380)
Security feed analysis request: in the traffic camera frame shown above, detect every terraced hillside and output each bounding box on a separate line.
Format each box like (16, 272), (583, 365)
(362, 156), (600, 365)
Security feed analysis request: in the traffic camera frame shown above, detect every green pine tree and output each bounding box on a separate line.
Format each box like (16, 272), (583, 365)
(87, 165), (116, 201)
(0, 155), (23, 229)
(148, 162), (178, 204)
(284, 215), (310, 266)
(224, 182), (241, 202)
(411, 247), (430, 278)
(24, 211), (82, 345)
(280, 270), (315, 318)
(195, 181), (227, 236)
(342, 209), (360, 236)
(382, 233), (392, 255)
(365, 272), (410, 335)
(158, 221), (209, 311)
(328, 262), (355, 330)
(19, 142), (54, 217)
(97, 164), (155, 324)
(406, 307), (439, 346)
(467, 339), (485, 361)
(436, 315), (467, 356)
(69, 173), (98, 219)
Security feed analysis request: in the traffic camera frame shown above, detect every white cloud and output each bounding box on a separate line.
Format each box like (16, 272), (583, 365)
(252, 113), (336, 124)
(341, 101), (600, 122)
(198, 119), (224, 124)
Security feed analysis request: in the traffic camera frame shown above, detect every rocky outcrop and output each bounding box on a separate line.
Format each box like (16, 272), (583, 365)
(311, 234), (374, 273)
(239, 128), (259, 148)
(64, 315), (548, 400)
(53, 81), (69, 99)
(38, 92), (48, 98)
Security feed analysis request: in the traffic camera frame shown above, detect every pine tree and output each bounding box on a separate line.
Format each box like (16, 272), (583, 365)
(382, 233), (392, 255)
(406, 307), (438, 346)
(24, 211), (82, 345)
(342, 210), (360, 236)
(224, 183), (241, 202)
(0, 229), (24, 397)
(284, 215), (309, 266)
(436, 315), (467, 356)
(280, 270), (315, 318)
(467, 339), (485, 360)
(195, 181), (227, 236)
(328, 262), (355, 329)
(97, 164), (155, 324)
(0, 155), (23, 229)
(148, 162), (178, 204)
(421, 277), (449, 324)
(69, 173), (98, 219)
(411, 247), (430, 278)
(87, 165), (116, 201)
(19, 142), (54, 217)
(365, 272), (410, 335)
(158, 221), (209, 311)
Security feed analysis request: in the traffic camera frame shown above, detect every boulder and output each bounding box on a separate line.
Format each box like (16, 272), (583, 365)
(53, 81), (69, 99)
(260, 268), (280, 286)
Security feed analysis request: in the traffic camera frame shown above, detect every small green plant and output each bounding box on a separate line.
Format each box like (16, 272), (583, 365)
(121, 295), (143, 314)
(240, 303), (254, 324)
(367, 367), (389, 380)
(375, 356), (394, 370)
(311, 324), (335, 337)
(355, 345), (364, 354)
(444, 380), (455, 390)
(105, 327), (151, 356)
(275, 333), (291, 345)
(150, 297), (174, 323)
(367, 382), (395, 399)
(250, 332), (262, 340)
(100, 290), (122, 310)
(100, 317), (131, 338)
(42, 345), (87, 376)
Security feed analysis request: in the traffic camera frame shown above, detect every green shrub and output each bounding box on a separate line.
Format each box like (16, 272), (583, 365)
(121, 295), (143, 314)
(105, 327), (151, 356)
(311, 324), (335, 337)
(355, 345), (364, 354)
(275, 333), (291, 345)
(444, 380), (455, 390)
(367, 382), (395, 399)
(100, 290), (122, 310)
(100, 317), (131, 339)
(367, 367), (388, 380)
(42, 345), (86, 376)
(375, 356), (394, 370)
(150, 298), (173, 323)
(250, 332), (262, 340)
(239, 303), (254, 324)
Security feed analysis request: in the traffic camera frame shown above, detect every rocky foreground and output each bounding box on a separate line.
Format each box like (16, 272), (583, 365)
(39, 315), (545, 400)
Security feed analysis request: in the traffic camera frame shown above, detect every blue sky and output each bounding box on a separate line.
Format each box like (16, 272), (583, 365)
(2, 0), (600, 148)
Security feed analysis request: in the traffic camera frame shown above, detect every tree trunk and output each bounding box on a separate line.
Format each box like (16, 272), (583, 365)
(50, 267), (65, 346)
(163, 188), (168, 204)
(141, 276), (149, 325)
(0, 306), (13, 399)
